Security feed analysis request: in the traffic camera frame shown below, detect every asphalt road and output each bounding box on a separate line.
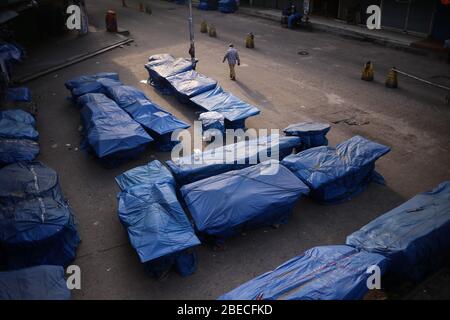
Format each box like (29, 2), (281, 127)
(19, 0), (450, 299)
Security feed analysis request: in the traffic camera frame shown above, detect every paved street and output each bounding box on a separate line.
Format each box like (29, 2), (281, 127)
(21, 0), (450, 299)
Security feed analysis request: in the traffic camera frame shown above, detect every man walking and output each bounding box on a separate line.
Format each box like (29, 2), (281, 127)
(223, 44), (240, 81)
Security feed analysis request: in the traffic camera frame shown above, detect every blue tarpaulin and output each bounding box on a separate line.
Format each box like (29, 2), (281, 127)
(0, 265), (71, 300)
(167, 135), (301, 185)
(0, 162), (80, 270)
(180, 161), (309, 239)
(284, 122), (331, 150)
(218, 0), (237, 13)
(346, 181), (450, 281)
(123, 98), (168, 120)
(65, 72), (120, 90)
(190, 86), (260, 129)
(281, 135), (390, 203)
(145, 57), (194, 92)
(133, 110), (190, 152)
(0, 139), (39, 166)
(218, 245), (388, 300)
(117, 182), (201, 277)
(198, 0), (218, 10)
(76, 92), (113, 109)
(66, 73), (122, 99)
(80, 98), (153, 167)
(115, 160), (175, 191)
(5, 87), (31, 102)
(0, 109), (38, 141)
(166, 70), (218, 103)
(199, 111), (225, 139)
(105, 85), (149, 109)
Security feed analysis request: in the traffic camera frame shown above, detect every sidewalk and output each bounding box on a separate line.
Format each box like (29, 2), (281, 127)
(238, 6), (442, 56)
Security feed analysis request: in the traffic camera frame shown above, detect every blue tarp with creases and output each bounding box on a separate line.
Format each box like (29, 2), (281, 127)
(346, 181), (450, 281)
(115, 160), (175, 191)
(281, 135), (390, 203)
(190, 86), (260, 129)
(145, 57), (194, 91)
(0, 162), (80, 270)
(0, 109), (38, 141)
(65, 72), (120, 90)
(180, 161), (309, 239)
(284, 122), (331, 150)
(105, 85), (149, 109)
(122, 98), (167, 118)
(133, 110), (190, 152)
(167, 135), (301, 185)
(0, 139), (39, 166)
(5, 87), (31, 102)
(0, 265), (71, 300)
(80, 98), (153, 166)
(66, 73), (122, 99)
(76, 92), (113, 109)
(166, 70), (218, 103)
(117, 182), (201, 277)
(219, 245), (388, 300)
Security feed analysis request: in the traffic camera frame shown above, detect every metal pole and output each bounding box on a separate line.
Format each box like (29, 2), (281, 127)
(188, 0), (196, 68)
(395, 68), (450, 92)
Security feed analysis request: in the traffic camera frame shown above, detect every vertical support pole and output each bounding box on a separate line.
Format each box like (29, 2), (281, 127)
(404, 0), (411, 32)
(188, 0), (196, 68)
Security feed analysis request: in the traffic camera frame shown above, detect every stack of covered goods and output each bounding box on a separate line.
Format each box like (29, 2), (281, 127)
(0, 162), (80, 270)
(64, 72), (122, 100)
(199, 111), (225, 140)
(0, 109), (39, 166)
(281, 135), (390, 203)
(219, 245), (388, 300)
(115, 160), (201, 278)
(144, 54), (260, 129)
(166, 134), (301, 185)
(347, 181), (450, 281)
(0, 42), (24, 96)
(218, 0), (237, 13)
(0, 265), (71, 300)
(283, 122), (331, 150)
(180, 160), (310, 243)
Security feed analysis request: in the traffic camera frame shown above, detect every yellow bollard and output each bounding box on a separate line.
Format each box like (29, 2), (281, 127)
(361, 61), (374, 81)
(200, 20), (208, 33)
(245, 33), (255, 48)
(208, 25), (217, 37)
(385, 67), (398, 88)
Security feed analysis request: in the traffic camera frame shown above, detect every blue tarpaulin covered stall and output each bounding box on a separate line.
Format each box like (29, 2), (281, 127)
(80, 98), (153, 167)
(190, 86), (260, 129)
(133, 110), (190, 152)
(0, 109), (38, 141)
(346, 181), (450, 281)
(77, 92), (113, 109)
(180, 161), (309, 240)
(115, 160), (175, 191)
(284, 122), (331, 150)
(166, 70), (218, 103)
(66, 73), (122, 99)
(121, 98), (167, 118)
(167, 135), (301, 185)
(105, 85), (149, 109)
(0, 265), (71, 300)
(281, 136), (390, 203)
(145, 57), (194, 92)
(218, 245), (388, 300)
(0, 162), (80, 270)
(0, 139), (39, 166)
(65, 72), (120, 90)
(117, 181), (201, 277)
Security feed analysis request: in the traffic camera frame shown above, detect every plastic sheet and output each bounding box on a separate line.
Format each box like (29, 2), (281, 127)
(284, 122), (331, 150)
(0, 265), (71, 300)
(166, 70), (218, 103)
(105, 85), (149, 109)
(167, 135), (301, 185)
(219, 245), (388, 300)
(0, 109), (38, 141)
(115, 160), (175, 191)
(346, 181), (450, 281)
(145, 57), (194, 92)
(65, 72), (120, 90)
(0, 139), (39, 166)
(281, 136), (390, 203)
(180, 160), (309, 239)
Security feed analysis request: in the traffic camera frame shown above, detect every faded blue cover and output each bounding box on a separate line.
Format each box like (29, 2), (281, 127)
(105, 85), (149, 109)
(284, 122), (331, 149)
(5, 87), (31, 102)
(115, 160), (175, 191)
(281, 135), (390, 203)
(0, 265), (71, 300)
(0, 139), (39, 165)
(166, 70), (218, 103)
(0, 109), (38, 141)
(76, 93), (112, 109)
(167, 135), (301, 185)
(145, 57), (194, 92)
(117, 182), (201, 276)
(190, 86), (260, 128)
(0, 162), (80, 269)
(199, 111), (224, 133)
(80, 99), (153, 161)
(122, 98), (167, 118)
(180, 161), (309, 238)
(346, 181), (450, 281)
(65, 72), (119, 90)
(219, 245), (388, 300)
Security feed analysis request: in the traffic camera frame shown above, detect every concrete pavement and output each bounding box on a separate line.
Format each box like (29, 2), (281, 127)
(17, 0), (450, 299)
